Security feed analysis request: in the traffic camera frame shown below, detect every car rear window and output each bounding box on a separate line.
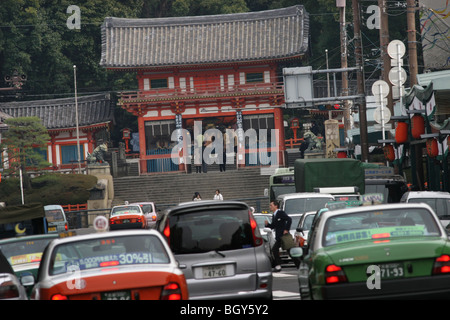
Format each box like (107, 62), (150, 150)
(168, 209), (254, 254)
(45, 209), (65, 222)
(284, 197), (333, 214)
(111, 206), (142, 216)
(49, 235), (170, 276)
(322, 208), (441, 247)
(408, 198), (450, 217)
(0, 238), (54, 266)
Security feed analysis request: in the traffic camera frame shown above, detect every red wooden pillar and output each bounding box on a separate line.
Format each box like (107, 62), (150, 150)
(273, 107), (286, 167)
(138, 115), (147, 174)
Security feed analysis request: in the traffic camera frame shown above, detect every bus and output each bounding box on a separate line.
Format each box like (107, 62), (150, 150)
(268, 167), (295, 202)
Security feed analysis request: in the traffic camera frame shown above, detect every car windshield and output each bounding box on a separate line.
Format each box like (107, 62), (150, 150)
(168, 209), (254, 254)
(139, 204), (154, 213)
(322, 208), (441, 247)
(301, 214), (315, 231)
(408, 198), (450, 217)
(49, 235), (170, 276)
(45, 209), (65, 222)
(111, 206), (142, 216)
(284, 197), (333, 214)
(0, 238), (54, 266)
(290, 215), (302, 231)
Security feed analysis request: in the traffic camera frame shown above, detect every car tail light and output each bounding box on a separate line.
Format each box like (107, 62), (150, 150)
(65, 223), (68, 231)
(152, 214), (157, 221)
(249, 211), (263, 247)
(433, 255), (450, 275)
(161, 282), (182, 300)
(52, 293), (68, 300)
(163, 220), (170, 245)
(325, 264), (348, 284)
(0, 285), (20, 299)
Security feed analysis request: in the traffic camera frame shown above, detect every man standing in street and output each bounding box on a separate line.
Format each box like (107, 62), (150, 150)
(265, 200), (292, 272)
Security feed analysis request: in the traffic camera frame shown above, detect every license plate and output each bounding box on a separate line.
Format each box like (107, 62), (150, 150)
(379, 263), (404, 279)
(201, 265), (231, 279)
(122, 219), (130, 223)
(101, 291), (131, 300)
(48, 226), (56, 232)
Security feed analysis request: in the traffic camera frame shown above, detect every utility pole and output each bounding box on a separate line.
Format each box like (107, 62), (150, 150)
(378, 0), (394, 116)
(406, 0), (418, 85)
(338, 1), (350, 139)
(352, 0), (369, 162)
(406, 0), (423, 189)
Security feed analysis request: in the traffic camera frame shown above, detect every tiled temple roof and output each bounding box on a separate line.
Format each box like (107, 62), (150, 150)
(100, 5), (309, 68)
(0, 94), (114, 130)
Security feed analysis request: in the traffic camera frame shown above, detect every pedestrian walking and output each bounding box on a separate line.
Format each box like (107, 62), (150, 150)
(192, 192), (202, 201)
(264, 200), (292, 272)
(213, 189), (223, 201)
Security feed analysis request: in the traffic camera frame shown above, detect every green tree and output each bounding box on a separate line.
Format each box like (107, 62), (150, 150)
(0, 116), (50, 188)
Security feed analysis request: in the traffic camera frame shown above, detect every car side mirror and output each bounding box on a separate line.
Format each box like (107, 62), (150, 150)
(289, 247), (303, 258)
(296, 227), (304, 234)
(21, 274), (35, 287)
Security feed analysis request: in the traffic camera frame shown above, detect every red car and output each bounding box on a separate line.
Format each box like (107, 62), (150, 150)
(30, 230), (189, 300)
(109, 205), (147, 230)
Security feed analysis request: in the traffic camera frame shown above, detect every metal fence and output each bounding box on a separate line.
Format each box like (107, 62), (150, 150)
(65, 196), (270, 229)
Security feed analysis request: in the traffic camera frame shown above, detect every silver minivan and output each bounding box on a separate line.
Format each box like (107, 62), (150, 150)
(157, 200), (272, 300)
(43, 205), (68, 234)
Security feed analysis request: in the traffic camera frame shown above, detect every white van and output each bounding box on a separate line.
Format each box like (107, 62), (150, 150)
(400, 191), (450, 227)
(276, 192), (335, 215)
(43, 205), (68, 234)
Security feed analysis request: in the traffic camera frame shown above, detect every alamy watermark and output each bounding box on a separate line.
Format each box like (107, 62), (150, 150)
(366, 265), (381, 290)
(66, 5), (81, 30)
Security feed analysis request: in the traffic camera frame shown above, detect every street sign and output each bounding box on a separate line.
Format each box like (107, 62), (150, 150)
(389, 67), (407, 85)
(387, 40), (406, 59)
(373, 106), (391, 124)
(371, 80), (390, 103)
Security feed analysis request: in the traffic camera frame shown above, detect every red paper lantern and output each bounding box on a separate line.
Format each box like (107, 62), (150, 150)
(411, 115), (425, 139)
(395, 121), (408, 144)
(426, 138), (438, 157)
(383, 145), (395, 162)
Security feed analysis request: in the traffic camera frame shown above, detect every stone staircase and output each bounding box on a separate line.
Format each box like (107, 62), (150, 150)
(112, 165), (272, 212)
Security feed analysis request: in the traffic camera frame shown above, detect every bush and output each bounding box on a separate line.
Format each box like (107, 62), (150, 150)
(0, 173), (98, 206)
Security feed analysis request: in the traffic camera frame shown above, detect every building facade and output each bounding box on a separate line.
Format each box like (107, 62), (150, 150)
(100, 6), (310, 173)
(0, 94), (114, 172)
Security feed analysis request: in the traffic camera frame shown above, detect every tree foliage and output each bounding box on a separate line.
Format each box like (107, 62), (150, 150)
(0, 0), (412, 144)
(1, 117), (50, 172)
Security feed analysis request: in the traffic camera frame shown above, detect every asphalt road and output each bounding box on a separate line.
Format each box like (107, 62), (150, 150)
(272, 266), (300, 300)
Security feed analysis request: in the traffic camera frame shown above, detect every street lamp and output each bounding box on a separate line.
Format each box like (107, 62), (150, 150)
(73, 65), (82, 174)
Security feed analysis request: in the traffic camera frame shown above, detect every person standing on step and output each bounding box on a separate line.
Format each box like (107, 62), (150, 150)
(192, 192), (202, 201)
(213, 189), (223, 201)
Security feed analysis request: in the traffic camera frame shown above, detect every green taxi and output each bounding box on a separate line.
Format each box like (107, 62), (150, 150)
(290, 203), (450, 299)
(0, 234), (59, 296)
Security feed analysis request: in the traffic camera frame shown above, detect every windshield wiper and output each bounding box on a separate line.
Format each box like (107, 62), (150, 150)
(215, 250), (225, 257)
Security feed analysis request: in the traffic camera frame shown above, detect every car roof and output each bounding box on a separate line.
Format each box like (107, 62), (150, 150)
(320, 202), (436, 220)
(43, 205), (64, 210)
(0, 234), (59, 244)
(165, 200), (249, 215)
(129, 202), (155, 205)
(404, 191), (450, 199)
(277, 192), (334, 200)
(47, 229), (162, 247)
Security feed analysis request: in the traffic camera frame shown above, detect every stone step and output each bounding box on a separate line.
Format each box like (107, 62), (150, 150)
(112, 167), (271, 211)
